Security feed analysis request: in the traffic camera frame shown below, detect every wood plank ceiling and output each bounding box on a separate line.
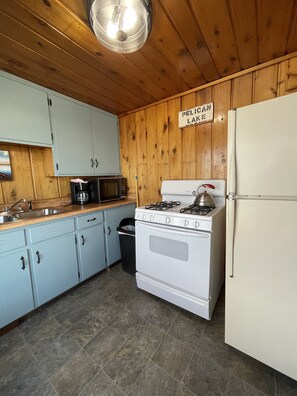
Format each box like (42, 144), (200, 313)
(0, 0), (297, 115)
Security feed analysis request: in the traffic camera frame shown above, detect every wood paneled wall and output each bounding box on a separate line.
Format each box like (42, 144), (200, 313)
(1, 55), (297, 207)
(119, 55), (297, 206)
(0, 144), (71, 205)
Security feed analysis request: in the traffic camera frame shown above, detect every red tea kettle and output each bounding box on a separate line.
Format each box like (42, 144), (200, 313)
(192, 184), (216, 208)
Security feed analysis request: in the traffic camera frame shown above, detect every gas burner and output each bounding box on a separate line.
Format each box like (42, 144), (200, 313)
(145, 201), (181, 211)
(180, 204), (214, 215)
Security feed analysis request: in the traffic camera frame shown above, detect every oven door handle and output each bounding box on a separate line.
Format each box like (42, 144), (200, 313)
(136, 221), (210, 238)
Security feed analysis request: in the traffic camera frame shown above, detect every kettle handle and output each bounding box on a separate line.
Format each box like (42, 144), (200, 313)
(201, 183), (215, 189)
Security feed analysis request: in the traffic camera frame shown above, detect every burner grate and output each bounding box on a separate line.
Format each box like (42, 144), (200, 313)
(145, 201), (181, 211)
(180, 204), (214, 215)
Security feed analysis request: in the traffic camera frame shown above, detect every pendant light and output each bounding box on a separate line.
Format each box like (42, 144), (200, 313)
(89, 0), (152, 54)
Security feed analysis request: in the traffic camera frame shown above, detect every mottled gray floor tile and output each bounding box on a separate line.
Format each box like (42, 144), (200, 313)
(79, 370), (125, 396)
(33, 381), (58, 396)
(0, 327), (25, 352)
(182, 352), (229, 396)
(126, 291), (158, 319)
(84, 326), (124, 368)
(0, 342), (34, 380)
(69, 276), (101, 299)
(103, 339), (148, 394)
(196, 324), (231, 369)
(32, 332), (80, 377)
(169, 309), (206, 349)
(66, 313), (104, 347)
(129, 361), (192, 396)
(152, 334), (193, 381)
(0, 359), (47, 396)
(50, 349), (98, 396)
(98, 279), (124, 296)
(109, 266), (135, 284)
(146, 300), (179, 331)
(129, 319), (165, 358)
(19, 309), (53, 336)
(47, 295), (89, 329)
(26, 317), (65, 353)
(109, 308), (142, 338)
(92, 298), (124, 324)
(76, 289), (109, 311)
(229, 348), (276, 396)
(111, 286), (140, 307)
(226, 375), (267, 396)
(276, 371), (297, 395)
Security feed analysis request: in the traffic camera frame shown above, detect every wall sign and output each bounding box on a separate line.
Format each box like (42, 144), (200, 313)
(0, 150), (12, 181)
(179, 102), (214, 128)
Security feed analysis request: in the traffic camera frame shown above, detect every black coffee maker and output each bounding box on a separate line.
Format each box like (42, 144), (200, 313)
(70, 181), (89, 205)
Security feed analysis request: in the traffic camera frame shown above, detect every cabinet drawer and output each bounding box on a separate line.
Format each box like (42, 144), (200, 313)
(29, 218), (75, 243)
(76, 211), (104, 229)
(0, 229), (26, 254)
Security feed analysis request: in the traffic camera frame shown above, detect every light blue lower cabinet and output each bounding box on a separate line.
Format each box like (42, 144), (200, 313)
(0, 203), (136, 328)
(30, 233), (78, 306)
(0, 249), (34, 328)
(105, 203), (136, 266)
(77, 223), (106, 282)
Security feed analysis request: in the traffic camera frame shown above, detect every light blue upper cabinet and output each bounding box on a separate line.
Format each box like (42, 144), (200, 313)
(51, 94), (121, 176)
(91, 109), (120, 175)
(0, 73), (52, 146)
(50, 94), (94, 175)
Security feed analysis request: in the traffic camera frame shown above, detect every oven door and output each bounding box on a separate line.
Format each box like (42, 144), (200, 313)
(136, 221), (211, 299)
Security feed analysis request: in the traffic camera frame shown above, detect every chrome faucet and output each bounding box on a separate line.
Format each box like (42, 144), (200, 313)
(4, 198), (26, 213)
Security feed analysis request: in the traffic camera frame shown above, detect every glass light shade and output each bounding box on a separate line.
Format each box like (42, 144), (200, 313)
(90, 0), (152, 53)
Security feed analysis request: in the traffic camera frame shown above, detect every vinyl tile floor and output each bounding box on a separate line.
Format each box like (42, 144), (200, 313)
(0, 263), (296, 396)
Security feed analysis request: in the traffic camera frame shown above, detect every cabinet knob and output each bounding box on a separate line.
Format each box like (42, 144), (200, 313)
(20, 256), (25, 270)
(81, 235), (85, 246)
(36, 251), (41, 264)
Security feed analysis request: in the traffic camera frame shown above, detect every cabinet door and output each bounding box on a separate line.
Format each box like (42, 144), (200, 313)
(0, 250), (34, 329)
(0, 74), (52, 146)
(91, 109), (120, 175)
(77, 223), (106, 281)
(51, 94), (94, 175)
(31, 234), (78, 306)
(105, 204), (136, 265)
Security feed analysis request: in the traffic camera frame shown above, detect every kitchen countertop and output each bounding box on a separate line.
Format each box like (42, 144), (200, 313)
(0, 199), (136, 231)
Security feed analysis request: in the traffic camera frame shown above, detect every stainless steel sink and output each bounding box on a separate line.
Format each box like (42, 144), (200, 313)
(0, 215), (19, 223)
(16, 208), (64, 219)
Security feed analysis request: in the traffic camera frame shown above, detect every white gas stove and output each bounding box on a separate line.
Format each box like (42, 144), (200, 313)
(135, 179), (226, 320)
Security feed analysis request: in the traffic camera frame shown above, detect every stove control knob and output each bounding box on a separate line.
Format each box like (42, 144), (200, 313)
(194, 221), (200, 229)
(165, 216), (171, 224)
(142, 214), (147, 220)
(183, 219), (189, 227)
(150, 215), (154, 221)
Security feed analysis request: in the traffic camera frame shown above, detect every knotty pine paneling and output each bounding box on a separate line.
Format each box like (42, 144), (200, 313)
(120, 55), (297, 206)
(0, 144), (71, 205)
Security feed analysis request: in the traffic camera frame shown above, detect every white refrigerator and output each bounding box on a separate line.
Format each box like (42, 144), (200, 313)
(225, 92), (297, 381)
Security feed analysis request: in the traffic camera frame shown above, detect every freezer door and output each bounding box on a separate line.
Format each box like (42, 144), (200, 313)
(225, 198), (297, 381)
(228, 92), (297, 197)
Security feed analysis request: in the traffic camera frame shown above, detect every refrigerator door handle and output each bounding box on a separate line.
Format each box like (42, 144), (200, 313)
(226, 197), (236, 278)
(227, 110), (237, 195)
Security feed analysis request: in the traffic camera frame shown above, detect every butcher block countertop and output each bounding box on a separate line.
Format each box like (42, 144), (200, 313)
(0, 199), (136, 231)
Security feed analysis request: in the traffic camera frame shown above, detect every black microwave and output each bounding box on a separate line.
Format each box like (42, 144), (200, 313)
(88, 177), (127, 203)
